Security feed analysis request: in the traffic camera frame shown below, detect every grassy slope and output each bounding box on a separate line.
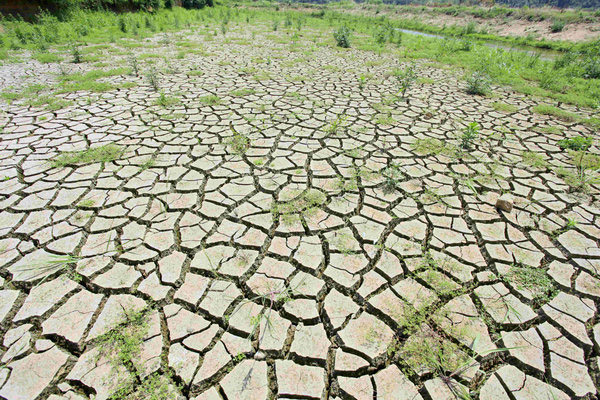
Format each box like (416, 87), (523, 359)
(0, 1), (598, 110)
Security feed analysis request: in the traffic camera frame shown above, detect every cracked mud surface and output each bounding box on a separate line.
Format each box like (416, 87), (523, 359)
(0, 21), (600, 400)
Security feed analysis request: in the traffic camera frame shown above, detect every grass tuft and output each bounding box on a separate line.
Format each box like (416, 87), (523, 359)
(52, 144), (124, 168)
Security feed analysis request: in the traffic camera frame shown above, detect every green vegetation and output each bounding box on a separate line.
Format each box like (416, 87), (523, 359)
(199, 94), (221, 106)
(230, 88), (256, 97)
(154, 92), (180, 107)
(225, 126), (250, 155)
(521, 151), (548, 169)
(394, 63), (417, 98)
(412, 138), (458, 158)
(0, 2), (598, 110)
(33, 52), (63, 63)
(491, 102), (518, 113)
(19, 254), (81, 284)
(503, 264), (556, 305)
(271, 189), (326, 225)
(333, 26), (351, 48)
(94, 308), (180, 399)
(465, 71), (491, 95)
(557, 136), (593, 151)
(532, 104), (578, 122)
(460, 122), (479, 150)
(52, 144), (124, 168)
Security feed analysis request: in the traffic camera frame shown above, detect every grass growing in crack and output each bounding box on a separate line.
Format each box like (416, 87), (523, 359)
(225, 125), (250, 156)
(503, 264), (556, 305)
(271, 189), (326, 226)
(412, 138), (458, 158)
(521, 151), (548, 169)
(491, 102), (517, 113)
(154, 92), (180, 107)
(557, 136), (593, 151)
(139, 156), (156, 171)
(555, 137), (600, 191)
(394, 63), (417, 98)
(230, 88), (256, 97)
(532, 104), (577, 122)
(52, 144), (124, 168)
(199, 94), (221, 106)
(123, 373), (180, 400)
(33, 52), (63, 63)
(146, 67), (159, 91)
(93, 309), (178, 399)
(460, 122), (479, 150)
(19, 255), (81, 285)
(324, 114), (347, 136)
(381, 162), (404, 194)
(398, 326), (471, 377)
(228, 282), (299, 347)
(78, 199), (96, 208)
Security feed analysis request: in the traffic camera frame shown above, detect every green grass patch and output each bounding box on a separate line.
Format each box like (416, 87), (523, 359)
(199, 94), (221, 106)
(532, 104), (578, 122)
(230, 88), (256, 97)
(491, 102), (518, 113)
(52, 144), (124, 168)
(33, 52), (63, 63)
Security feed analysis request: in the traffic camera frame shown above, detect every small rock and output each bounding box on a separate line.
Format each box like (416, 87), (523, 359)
(496, 194), (513, 212)
(254, 350), (266, 360)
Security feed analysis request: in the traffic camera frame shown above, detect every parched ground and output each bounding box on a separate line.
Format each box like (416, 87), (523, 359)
(0, 20), (599, 400)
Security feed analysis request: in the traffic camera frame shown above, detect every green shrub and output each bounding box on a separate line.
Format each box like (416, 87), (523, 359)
(182, 0), (213, 9)
(557, 136), (593, 151)
(461, 122), (479, 150)
(465, 72), (490, 95)
(550, 20), (565, 33)
(333, 26), (351, 48)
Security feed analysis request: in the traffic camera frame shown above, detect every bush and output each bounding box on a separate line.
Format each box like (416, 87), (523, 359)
(558, 136), (593, 151)
(465, 72), (491, 95)
(333, 26), (351, 48)
(182, 0), (213, 9)
(550, 20), (565, 33)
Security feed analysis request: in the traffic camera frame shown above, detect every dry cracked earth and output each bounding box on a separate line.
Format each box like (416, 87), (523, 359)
(0, 22), (599, 400)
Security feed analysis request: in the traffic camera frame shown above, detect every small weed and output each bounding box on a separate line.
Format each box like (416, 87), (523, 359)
(465, 71), (491, 95)
(128, 55), (139, 76)
(71, 46), (82, 64)
(358, 75), (367, 91)
(225, 125), (250, 156)
(557, 136), (593, 151)
(146, 67), (159, 91)
(139, 156), (156, 170)
(325, 115), (348, 136)
(381, 162), (403, 194)
(550, 20), (565, 33)
(394, 64), (417, 98)
(78, 199), (95, 208)
(154, 92), (179, 107)
(460, 122), (479, 150)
